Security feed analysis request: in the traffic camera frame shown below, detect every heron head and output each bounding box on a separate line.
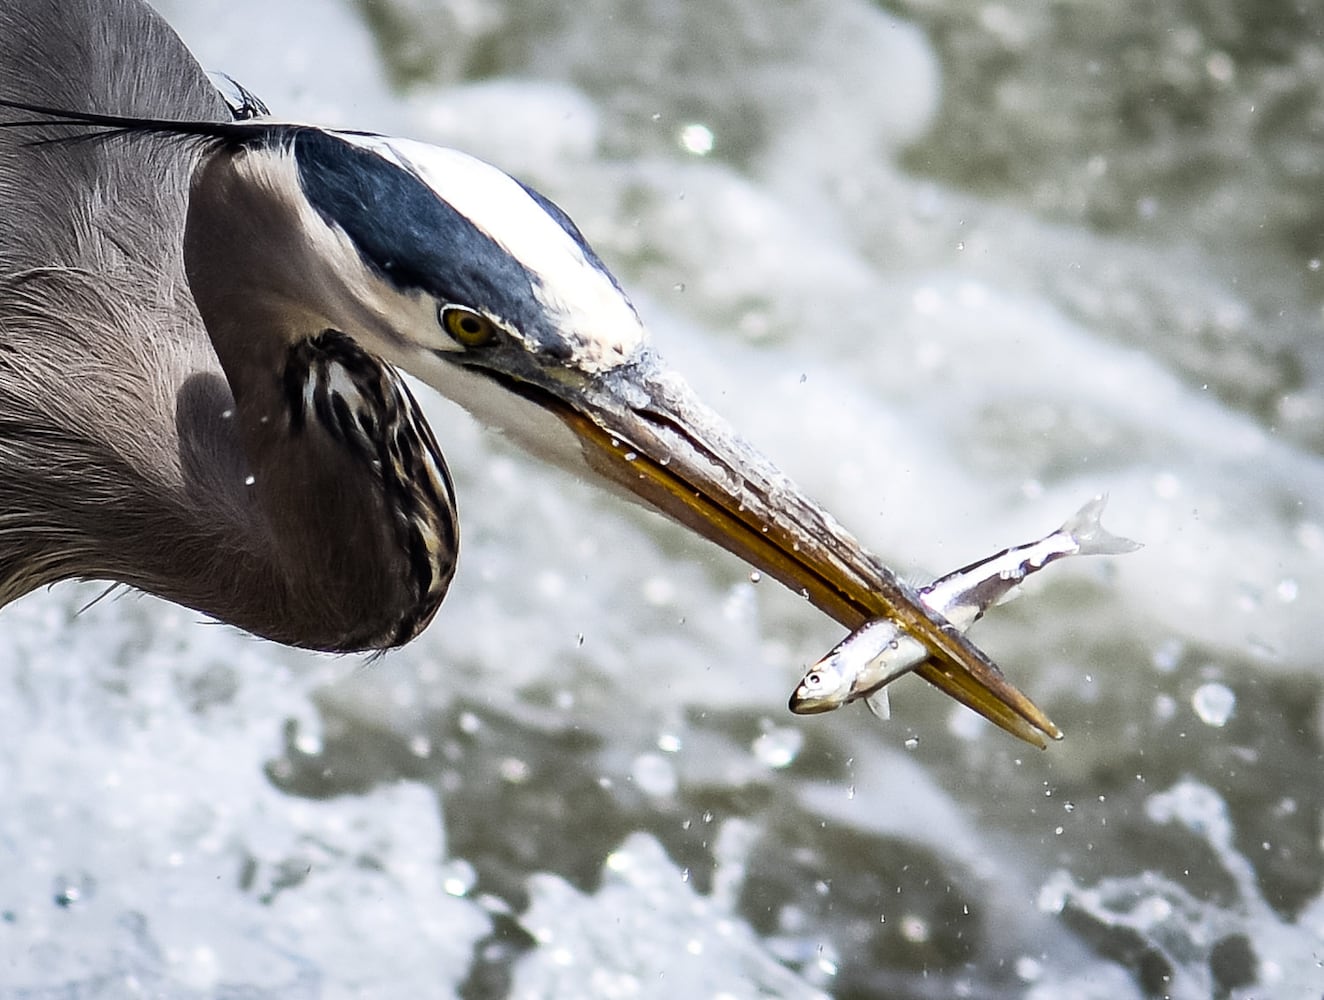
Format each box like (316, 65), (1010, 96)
(291, 130), (649, 375)
(182, 123), (1058, 746)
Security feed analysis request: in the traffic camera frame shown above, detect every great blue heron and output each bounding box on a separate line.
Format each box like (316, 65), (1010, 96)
(0, 0), (1060, 746)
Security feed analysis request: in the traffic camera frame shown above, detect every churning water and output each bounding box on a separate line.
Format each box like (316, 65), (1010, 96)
(3, 1), (1322, 997)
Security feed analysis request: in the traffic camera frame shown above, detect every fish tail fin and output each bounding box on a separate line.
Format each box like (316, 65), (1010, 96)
(1063, 495), (1143, 556)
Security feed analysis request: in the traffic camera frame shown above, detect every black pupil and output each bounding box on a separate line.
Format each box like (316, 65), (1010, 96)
(460, 315), (482, 335)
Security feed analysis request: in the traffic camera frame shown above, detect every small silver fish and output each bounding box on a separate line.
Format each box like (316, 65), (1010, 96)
(789, 496), (1140, 718)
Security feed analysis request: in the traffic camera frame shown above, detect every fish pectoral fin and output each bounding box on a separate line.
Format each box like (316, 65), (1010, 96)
(864, 688), (891, 721)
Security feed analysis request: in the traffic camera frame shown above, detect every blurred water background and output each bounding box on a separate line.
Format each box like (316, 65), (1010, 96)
(2, 0), (1323, 997)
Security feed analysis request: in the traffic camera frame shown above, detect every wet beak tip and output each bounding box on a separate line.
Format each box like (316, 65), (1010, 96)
(560, 371), (1066, 746)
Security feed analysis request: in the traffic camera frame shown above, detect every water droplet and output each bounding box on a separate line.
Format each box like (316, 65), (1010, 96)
(293, 727), (323, 755)
(52, 872), (94, 908)
(408, 735), (432, 758)
(1036, 876), (1069, 914)
(900, 915), (930, 943)
(1205, 50), (1235, 83)
(903, 736), (920, 750)
(1151, 637), (1183, 673)
(752, 726), (802, 768)
(657, 732), (682, 753)
(1309, 258), (1321, 272)
(748, 571), (762, 584)
(672, 282), (686, 293)
(243, 475), (256, 487)
(605, 849), (633, 873)
(631, 752), (678, 797)
(441, 859), (477, 897)
(815, 952), (839, 978)
(678, 122), (714, 156)
(498, 757), (530, 784)
(1192, 682), (1236, 727)
(458, 711), (481, 735)
(1015, 956), (1043, 982)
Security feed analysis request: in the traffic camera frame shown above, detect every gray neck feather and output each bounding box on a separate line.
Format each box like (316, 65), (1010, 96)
(0, 0), (446, 650)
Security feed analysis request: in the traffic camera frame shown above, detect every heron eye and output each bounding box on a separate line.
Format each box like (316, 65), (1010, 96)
(440, 306), (496, 348)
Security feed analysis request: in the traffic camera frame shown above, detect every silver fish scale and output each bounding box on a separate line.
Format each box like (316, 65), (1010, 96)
(790, 497), (1140, 716)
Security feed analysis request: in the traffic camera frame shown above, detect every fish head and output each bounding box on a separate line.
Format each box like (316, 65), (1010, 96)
(788, 656), (855, 714)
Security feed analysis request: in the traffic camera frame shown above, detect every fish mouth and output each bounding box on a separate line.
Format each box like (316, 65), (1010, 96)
(787, 687), (847, 715)
(541, 354), (1062, 747)
(787, 662), (855, 715)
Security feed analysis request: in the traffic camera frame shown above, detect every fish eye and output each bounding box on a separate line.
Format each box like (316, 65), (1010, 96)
(440, 306), (496, 348)
(803, 670), (823, 689)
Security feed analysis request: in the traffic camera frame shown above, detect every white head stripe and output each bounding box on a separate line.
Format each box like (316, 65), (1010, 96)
(337, 133), (646, 370)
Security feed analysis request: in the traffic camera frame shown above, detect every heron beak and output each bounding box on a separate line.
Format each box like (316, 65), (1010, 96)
(534, 353), (1062, 747)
